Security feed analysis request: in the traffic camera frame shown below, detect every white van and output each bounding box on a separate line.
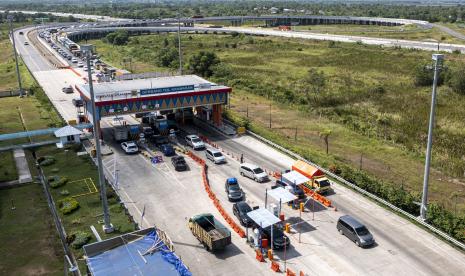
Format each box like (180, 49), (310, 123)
(239, 163), (269, 182)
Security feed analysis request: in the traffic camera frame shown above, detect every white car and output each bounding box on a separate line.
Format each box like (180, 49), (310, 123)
(121, 141), (139, 154)
(239, 163), (269, 182)
(185, 135), (205, 150)
(71, 58), (78, 63)
(23, 41), (29, 45)
(77, 62), (84, 67)
(205, 148), (226, 164)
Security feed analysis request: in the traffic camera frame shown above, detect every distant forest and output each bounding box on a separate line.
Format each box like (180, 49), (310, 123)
(1, 1), (464, 23)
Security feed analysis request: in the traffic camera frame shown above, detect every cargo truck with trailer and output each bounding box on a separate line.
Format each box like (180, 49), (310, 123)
(188, 213), (231, 252)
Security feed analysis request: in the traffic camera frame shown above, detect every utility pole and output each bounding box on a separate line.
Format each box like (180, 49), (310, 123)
(420, 53), (444, 221)
(82, 44), (114, 233)
(177, 11), (183, 75)
(269, 103), (272, 128)
(7, 15), (23, 97)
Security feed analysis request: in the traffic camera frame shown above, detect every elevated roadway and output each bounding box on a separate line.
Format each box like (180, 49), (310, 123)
(66, 26), (465, 53)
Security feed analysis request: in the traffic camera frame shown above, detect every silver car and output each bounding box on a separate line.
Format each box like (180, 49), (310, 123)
(239, 163), (269, 182)
(205, 148), (226, 164)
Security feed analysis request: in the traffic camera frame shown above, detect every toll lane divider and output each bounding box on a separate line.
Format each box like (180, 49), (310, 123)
(198, 135), (281, 179)
(300, 185), (332, 208)
(187, 151), (246, 238)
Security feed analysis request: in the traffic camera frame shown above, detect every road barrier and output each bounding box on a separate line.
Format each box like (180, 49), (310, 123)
(271, 261), (281, 272)
(187, 151), (246, 238)
(221, 118), (465, 250)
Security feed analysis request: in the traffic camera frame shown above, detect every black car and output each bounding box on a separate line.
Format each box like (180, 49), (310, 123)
(226, 184), (244, 202)
(273, 180), (306, 200)
(171, 156), (188, 171)
(261, 225), (290, 250)
(72, 98), (83, 107)
(232, 201), (254, 227)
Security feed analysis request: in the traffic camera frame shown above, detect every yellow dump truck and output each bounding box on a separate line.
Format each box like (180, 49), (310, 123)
(292, 160), (332, 194)
(188, 213), (231, 252)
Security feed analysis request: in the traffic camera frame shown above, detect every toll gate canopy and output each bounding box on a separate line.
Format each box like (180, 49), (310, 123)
(75, 75), (231, 122)
(247, 208), (281, 228)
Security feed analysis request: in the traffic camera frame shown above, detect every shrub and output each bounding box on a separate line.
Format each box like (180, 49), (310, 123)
(50, 177), (69, 188)
(58, 197), (79, 214)
(39, 156), (56, 166)
(70, 231), (91, 249)
(60, 189), (70, 196)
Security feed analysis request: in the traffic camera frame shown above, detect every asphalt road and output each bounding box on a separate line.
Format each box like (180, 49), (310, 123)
(13, 26), (465, 275)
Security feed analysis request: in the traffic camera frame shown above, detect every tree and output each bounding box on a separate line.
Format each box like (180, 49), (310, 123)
(447, 65), (465, 95)
(301, 68), (326, 103)
(319, 129), (332, 154)
(413, 63), (446, 87)
(188, 51), (220, 77)
(105, 30), (129, 45)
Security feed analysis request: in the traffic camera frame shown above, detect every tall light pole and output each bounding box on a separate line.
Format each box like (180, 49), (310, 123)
(7, 15), (23, 97)
(177, 11), (183, 75)
(81, 44), (114, 233)
(420, 53), (444, 221)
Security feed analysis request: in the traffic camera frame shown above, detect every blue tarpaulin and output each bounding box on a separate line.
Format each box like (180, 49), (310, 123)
(86, 230), (191, 276)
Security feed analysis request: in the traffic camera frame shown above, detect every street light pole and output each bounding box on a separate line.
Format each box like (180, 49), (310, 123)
(177, 11), (183, 75)
(420, 53), (444, 221)
(82, 44), (114, 233)
(7, 15), (23, 97)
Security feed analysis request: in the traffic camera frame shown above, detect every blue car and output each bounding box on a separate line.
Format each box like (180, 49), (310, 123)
(160, 144), (175, 156)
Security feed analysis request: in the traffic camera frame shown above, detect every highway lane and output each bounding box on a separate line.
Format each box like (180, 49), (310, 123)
(13, 25), (465, 275)
(98, 120), (270, 276)
(180, 121), (465, 275)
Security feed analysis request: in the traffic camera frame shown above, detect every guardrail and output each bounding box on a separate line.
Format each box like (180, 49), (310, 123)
(222, 118), (465, 251)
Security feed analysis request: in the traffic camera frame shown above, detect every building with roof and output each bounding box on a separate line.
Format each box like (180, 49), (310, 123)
(54, 125), (82, 148)
(75, 75), (231, 126)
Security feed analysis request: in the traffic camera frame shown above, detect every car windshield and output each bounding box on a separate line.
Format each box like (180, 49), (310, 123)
(356, 226), (369, 236)
(192, 138), (201, 143)
(213, 152), (223, 157)
(229, 185), (240, 191)
(127, 146), (137, 150)
(318, 179), (331, 187)
(253, 168), (264, 174)
(239, 205), (252, 214)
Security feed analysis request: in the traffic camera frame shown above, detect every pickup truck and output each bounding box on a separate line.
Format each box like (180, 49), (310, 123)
(188, 213), (231, 252)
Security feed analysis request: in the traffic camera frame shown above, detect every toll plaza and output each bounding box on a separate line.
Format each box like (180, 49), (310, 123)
(75, 75), (232, 127)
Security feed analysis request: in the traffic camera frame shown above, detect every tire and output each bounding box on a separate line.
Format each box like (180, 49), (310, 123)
(240, 172), (244, 176)
(338, 229), (344, 235)
(355, 240), (360, 247)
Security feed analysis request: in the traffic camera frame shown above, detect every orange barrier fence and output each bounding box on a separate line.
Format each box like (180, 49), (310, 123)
(187, 151), (246, 238)
(271, 261), (281, 272)
(300, 185), (332, 208)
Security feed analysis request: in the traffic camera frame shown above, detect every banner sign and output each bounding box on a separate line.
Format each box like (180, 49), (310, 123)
(140, 85), (194, 96)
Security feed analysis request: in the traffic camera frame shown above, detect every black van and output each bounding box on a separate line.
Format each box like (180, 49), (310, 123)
(337, 215), (374, 247)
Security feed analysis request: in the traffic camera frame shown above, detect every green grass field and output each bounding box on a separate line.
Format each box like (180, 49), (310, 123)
(88, 33), (465, 214)
(0, 184), (63, 275)
(32, 145), (135, 271)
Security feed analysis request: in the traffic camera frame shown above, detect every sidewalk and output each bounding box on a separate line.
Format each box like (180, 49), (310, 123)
(13, 149), (32, 184)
